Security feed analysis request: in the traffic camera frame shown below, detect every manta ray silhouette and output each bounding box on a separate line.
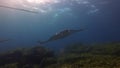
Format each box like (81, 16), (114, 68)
(38, 29), (85, 44)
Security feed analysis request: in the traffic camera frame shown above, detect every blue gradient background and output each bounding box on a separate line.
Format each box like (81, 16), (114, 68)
(0, 0), (120, 51)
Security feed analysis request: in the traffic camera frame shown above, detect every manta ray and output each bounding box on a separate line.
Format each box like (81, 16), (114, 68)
(38, 29), (85, 44)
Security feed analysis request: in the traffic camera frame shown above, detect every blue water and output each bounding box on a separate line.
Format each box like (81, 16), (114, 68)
(0, 0), (120, 52)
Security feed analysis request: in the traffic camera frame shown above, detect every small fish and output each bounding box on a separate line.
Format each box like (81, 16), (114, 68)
(0, 39), (10, 43)
(38, 29), (85, 44)
(0, 5), (38, 14)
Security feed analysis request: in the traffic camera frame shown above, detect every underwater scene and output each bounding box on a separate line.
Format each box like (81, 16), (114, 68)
(0, 0), (120, 68)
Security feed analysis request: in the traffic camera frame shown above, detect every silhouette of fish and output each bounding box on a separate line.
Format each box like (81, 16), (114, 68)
(0, 5), (38, 14)
(0, 39), (10, 43)
(38, 29), (85, 44)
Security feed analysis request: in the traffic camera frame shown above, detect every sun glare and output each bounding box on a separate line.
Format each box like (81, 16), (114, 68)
(0, 0), (98, 14)
(26, 0), (59, 4)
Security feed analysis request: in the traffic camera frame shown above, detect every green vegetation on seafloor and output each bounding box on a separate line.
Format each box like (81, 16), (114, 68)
(0, 42), (120, 68)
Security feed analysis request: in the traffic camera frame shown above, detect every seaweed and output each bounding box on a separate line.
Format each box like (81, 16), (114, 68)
(0, 42), (120, 68)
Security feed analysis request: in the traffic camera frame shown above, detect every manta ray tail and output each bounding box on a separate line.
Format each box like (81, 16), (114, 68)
(37, 41), (46, 44)
(78, 29), (85, 31)
(73, 29), (85, 33)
